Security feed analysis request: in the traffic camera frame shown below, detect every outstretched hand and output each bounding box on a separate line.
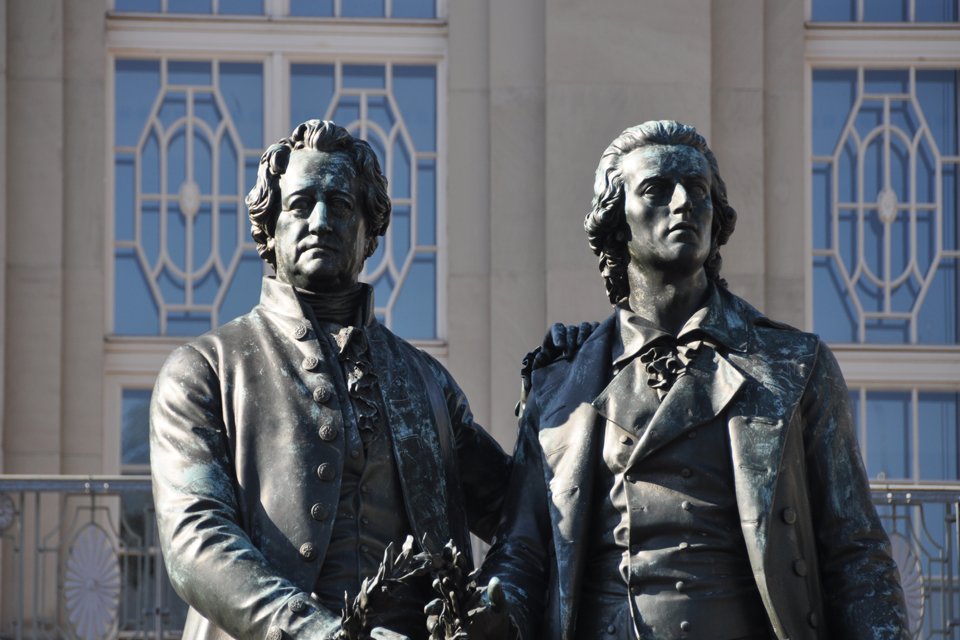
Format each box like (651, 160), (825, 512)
(456, 578), (519, 640)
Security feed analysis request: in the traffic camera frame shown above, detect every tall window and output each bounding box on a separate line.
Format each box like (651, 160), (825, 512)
(807, 8), (960, 635)
(106, 4), (447, 634)
(808, 19), (960, 483)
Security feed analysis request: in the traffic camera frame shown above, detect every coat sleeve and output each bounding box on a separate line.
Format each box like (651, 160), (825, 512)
(477, 393), (553, 640)
(150, 344), (342, 640)
(420, 355), (512, 543)
(801, 342), (909, 638)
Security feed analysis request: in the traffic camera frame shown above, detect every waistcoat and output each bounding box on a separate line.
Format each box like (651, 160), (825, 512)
(579, 377), (767, 640)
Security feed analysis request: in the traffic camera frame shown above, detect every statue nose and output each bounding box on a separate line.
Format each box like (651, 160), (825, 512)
(308, 201), (332, 232)
(670, 184), (693, 213)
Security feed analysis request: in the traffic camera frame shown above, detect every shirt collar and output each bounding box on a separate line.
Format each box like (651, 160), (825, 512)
(613, 284), (741, 370)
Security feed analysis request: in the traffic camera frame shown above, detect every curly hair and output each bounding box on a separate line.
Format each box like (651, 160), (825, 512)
(245, 119), (391, 268)
(584, 120), (738, 305)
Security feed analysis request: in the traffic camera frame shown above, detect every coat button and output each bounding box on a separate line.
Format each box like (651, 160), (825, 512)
(675, 580), (685, 592)
(782, 507), (797, 524)
(629, 584), (640, 595)
(313, 382), (333, 404)
(679, 621), (691, 632)
(680, 468), (692, 478)
(293, 324), (309, 340)
(310, 503), (329, 521)
(302, 355), (320, 371)
(265, 626), (283, 640)
(808, 611), (818, 628)
(318, 423), (339, 441)
(289, 598), (308, 613)
(606, 625), (616, 635)
(678, 542), (689, 550)
(299, 543), (316, 561)
(681, 500), (692, 511)
(619, 435), (632, 445)
(794, 559), (808, 576)
(317, 463), (335, 481)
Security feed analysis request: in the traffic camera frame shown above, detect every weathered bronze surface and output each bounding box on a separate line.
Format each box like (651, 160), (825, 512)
(478, 121), (909, 639)
(150, 120), (512, 640)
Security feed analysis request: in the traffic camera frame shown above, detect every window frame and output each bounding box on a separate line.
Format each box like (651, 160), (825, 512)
(804, 13), (960, 480)
(104, 9), (450, 472)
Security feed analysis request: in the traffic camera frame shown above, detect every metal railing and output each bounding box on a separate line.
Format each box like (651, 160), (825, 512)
(0, 476), (957, 639)
(0, 476), (186, 640)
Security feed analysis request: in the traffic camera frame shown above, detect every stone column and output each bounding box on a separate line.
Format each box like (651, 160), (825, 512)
(544, 0), (714, 324)
(61, 0), (106, 474)
(487, 0), (547, 445)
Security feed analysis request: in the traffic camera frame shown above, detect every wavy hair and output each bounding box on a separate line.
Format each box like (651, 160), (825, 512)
(245, 119), (391, 268)
(584, 120), (737, 304)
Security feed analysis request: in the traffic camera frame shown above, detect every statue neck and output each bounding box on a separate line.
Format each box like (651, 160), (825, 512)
(625, 266), (709, 336)
(296, 283), (367, 327)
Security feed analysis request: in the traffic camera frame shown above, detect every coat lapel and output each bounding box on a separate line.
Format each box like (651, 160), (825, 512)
(366, 326), (453, 555)
(532, 316), (616, 638)
(627, 347), (745, 466)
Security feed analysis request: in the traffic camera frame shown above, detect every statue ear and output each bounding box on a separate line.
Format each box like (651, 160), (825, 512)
(364, 237), (379, 259)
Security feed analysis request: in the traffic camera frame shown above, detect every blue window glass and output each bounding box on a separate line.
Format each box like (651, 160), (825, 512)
(340, 0), (385, 17)
(114, 0), (162, 11)
(853, 389), (960, 481)
(864, 391), (912, 480)
(114, 0), (263, 14)
(812, 68), (960, 344)
(918, 392), (960, 479)
(121, 389), (152, 468)
(811, 0), (957, 21)
(289, 62), (440, 340)
(289, 0), (334, 17)
(113, 58), (264, 336)
(392, 0), (436, 18)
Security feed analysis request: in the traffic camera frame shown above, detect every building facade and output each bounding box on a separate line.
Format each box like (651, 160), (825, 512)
(0, 0), (958, 637)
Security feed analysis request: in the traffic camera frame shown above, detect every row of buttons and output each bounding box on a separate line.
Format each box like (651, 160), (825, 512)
(780, 506), (818, 628)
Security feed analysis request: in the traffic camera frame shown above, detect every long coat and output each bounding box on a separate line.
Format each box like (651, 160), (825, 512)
(150, 278), (511, 640)
(481, 286), (908, 640)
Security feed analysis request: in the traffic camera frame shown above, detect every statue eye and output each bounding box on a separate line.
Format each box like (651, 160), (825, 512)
(642, 180), (669, 197)
(288, 197), (313, 212)
(689, 184), (708, 198)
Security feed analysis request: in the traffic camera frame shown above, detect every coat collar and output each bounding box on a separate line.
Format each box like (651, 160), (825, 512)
(612, 283), (751, 370)
(258, 276), (376, 328)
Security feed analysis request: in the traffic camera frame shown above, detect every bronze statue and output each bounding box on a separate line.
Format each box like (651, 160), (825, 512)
(477, 121), (909, 639)
(150, 120), (514, 640)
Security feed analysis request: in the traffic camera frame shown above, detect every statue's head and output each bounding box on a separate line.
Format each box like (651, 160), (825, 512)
(584, 120), (737, 304)
(245, 119), (390, 293)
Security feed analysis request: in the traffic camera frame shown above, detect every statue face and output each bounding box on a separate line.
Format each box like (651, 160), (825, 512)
(275, 149), (368, 293)
(621, 144), (713, 278)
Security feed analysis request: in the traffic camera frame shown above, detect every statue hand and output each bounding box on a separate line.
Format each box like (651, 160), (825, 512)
(518, 321), (598, 416)
(540, 321), (597, 365)
(461, 578), (519, 640)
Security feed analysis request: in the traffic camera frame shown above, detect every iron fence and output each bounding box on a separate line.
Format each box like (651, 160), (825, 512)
(0, 477), (957, 639)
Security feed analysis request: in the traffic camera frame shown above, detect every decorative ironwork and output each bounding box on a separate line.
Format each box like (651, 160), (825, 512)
(64, 524), (121, 640)
(0, 492), (16, 532)
(3, 477), (953, 639)
(812, 67), (959, 344)
(0, 477), (187, 640)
